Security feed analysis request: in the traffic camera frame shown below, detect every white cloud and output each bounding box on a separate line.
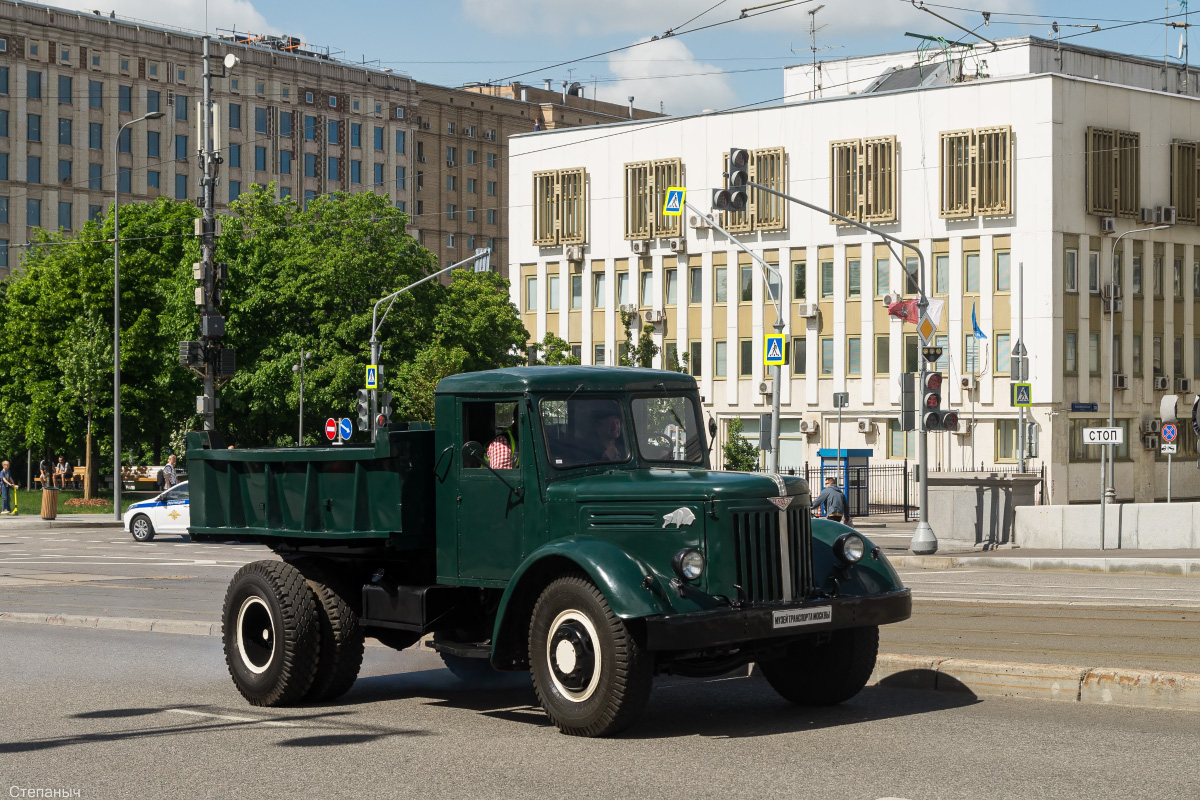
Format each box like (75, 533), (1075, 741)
(33, 0), (279, 36)
(596, 37), (736, 117)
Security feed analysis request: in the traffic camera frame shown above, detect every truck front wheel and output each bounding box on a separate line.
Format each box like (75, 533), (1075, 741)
(758, 625), (879, 706)
(528, 575), (652, 737)
(222, 560), (321, 707)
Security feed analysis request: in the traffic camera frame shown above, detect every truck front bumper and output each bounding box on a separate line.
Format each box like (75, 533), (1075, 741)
(642, 588), (911, 652)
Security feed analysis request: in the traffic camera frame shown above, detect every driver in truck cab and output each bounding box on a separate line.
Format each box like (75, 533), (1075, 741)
(485, 406), (519, 469)
(592, 404), (627, 462)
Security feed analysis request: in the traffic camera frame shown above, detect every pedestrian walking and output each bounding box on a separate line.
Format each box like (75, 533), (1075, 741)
(811, 476), (851, 525)
(0, 460), (17, 514)
(162, 454), (180, 488)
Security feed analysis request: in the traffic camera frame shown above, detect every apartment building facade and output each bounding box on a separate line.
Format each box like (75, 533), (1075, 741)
(509, 37), (1200, 505)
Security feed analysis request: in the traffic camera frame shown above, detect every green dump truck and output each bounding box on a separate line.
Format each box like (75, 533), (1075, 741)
(188, 366), (910, 736)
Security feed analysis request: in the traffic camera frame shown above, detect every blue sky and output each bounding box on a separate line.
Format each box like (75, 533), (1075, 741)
(43, 1), (1200, 115)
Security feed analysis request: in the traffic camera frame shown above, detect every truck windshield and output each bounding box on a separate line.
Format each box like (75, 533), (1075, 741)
(540, 397), (631, 469)
(630, 396), (704, 465)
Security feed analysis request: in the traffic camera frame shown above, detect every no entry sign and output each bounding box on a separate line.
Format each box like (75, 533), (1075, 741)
(325, 418), (337, 440)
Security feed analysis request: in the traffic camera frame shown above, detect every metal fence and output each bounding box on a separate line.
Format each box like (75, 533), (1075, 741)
(765, 461), (1046, 520)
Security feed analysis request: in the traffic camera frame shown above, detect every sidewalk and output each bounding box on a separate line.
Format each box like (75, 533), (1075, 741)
(0, 513), (123, 529)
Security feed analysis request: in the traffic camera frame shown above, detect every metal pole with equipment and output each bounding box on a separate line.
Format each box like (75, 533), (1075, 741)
(112, 110), (163, 521)
(292, 351), (313, 445)
(683, 198), (784, 472)
(1016, 261), (1026, 474)
(742, 180), (935, 554)
(368, 249), (492, 442)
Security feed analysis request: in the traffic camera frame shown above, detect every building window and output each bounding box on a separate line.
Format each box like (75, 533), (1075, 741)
(446, 204), (456, 220)
(689, 341), (703, 377)
(373, 163), (383, 186)
(1090, 333), (1101, 375)
(487, 152), (497, 168)
(395, 166), (406, 190)
(0, 109), (6, 137)
(175, 134), (188, 160)
(280, 151), (292, 174)
(843, 258), (860, 298)
(26, 156), (41, 184)
(532, 169), (588, 246)
(875, 335), (890, 374)
(1133, 334), (1143, 375)
(304, 115), (316, 141)
(594, 272), (606, 308)
(396, 130), (406, 154)
(28, 70), (42, 100)
(175, 173), (188, 200)
(740, 339), (754, 377)
(820, 260), (834, 298)
(329, 157), (341, 181)
(0, 196), (6, 221)
(689, 267), (702, 304)
(829, 135), (897, 223)
(304, 153), (316, 178)
(146, 89), (160, 113)
(995, 251), (1011, 293)
(58, 159), (71, 182)
(995, 332), (1011, 374)
(1065, 331), (1078, 374)
(467, 178), (477, 194)
(1089, 252), (1100, 293)
(116, 85), (131, 112)
(1174, 258), (1183, 297)
(27, 113), (40, 143)
(664, 268), (678, 305)
(329, 95), (337, 108)
(255, 146), (268, 172)
(467, 150), (477, 165)
(570, 275), (583, 310)
(547, 275), (560, 311)
(147, 130), (159, 158)
(177, 96), (189, 122)
(996, 419), (1019, 462)
(88, 163), (101, 190)
(58, 75), (72, 105)
(792, 337), (806, 375)
(875, 257), (889, 296)
(1086, 126), (1140, 218)
(1065, 249), (1078, 293)
(56, 201), (71, 230)
(1194, 262), (1200, 297)
(446, 146), (457, 165)
(1175, 336), (1184, 375)
(0, 65), (8, 95)
(327, 120), (339, 144)
(1070, 418), (1130, 461)
(820, 338), (834, 376)
(888, 420), (917, 459)
(964, 252), (980, 293)
(640, 270), (654, 306)
(228, 143), (241, 168)
(525, 276), (537, 311)
(446, 233), (455, 249)
(1154, 255), (1164, 298)
(624, 158), (682, 239)
(114, 166), (129, 193)
(934, 254), (949, 295)
(847, 337), (861, 375)
(446, 174), (457, 191)
(487, 181), (497, 197)
(487, 209), (497, 225)
(715, 341), (728, 377)
(939, 126), (1013, 218)
(252, 106), (267, 135)
(146, 171), (159, 190)
(719, 146), (787, 232)
(594, 344), (606, 366)
(793, 260), (806, 300)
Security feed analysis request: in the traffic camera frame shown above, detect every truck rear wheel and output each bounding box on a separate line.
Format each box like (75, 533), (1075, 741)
(222, 560), (320, 707)
(758, 625), (879, 706)
(528, 575), (652, 737)
(297, 563), (365, 703)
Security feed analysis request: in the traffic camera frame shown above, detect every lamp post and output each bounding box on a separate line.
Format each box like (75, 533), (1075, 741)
(1101, 224), (1168, 547)
(292, 351), (314, 445)
(112, 111), (164, 521)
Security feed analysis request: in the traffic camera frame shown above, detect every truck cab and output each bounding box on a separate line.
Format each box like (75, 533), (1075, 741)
(190, 366), (910, 736)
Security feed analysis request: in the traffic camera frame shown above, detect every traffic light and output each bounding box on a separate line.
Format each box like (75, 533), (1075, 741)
(378, 392), (393, 427)
(711, 147), (750, 213)
(899, 372), (916, 431)
(922, 371), (943, 430)
(356, 389), (370, 431)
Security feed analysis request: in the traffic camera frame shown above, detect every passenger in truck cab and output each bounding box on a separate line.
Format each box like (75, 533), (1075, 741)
(591, 403), (628, 462)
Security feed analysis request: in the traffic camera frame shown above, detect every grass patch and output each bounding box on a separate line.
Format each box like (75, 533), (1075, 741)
(6, 488), (141, 515)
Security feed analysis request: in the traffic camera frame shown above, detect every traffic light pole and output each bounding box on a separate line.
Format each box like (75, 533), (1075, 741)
(745, 182), (937, 553)
(368, 249), (492, 441)
(683, 200), (784, 471)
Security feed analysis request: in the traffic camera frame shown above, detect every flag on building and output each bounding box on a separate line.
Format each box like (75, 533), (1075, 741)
(972, 301), (987, 339)
(887, 298), (920, 324)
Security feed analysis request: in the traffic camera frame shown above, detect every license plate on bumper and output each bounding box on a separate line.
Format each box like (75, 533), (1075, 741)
(772, 606), (832, 629)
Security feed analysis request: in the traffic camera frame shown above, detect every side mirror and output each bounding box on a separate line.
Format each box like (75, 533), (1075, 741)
(708, 417), (718, 439)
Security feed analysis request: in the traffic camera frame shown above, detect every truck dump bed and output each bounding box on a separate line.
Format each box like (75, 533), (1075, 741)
(185, 428), (434, 548)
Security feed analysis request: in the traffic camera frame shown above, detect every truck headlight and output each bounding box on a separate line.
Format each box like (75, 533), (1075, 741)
(833, 532), (866, 565)
(672, 548), (705, 582)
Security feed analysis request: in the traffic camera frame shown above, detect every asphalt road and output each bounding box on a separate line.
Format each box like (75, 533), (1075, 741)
(2, 622), (1199, 800)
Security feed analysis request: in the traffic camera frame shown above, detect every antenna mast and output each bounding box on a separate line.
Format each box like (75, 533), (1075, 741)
(808, 4), (826, 99)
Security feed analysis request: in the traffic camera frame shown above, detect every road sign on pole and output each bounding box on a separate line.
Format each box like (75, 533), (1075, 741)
(1011, 383), (1032, 407)
(365, 365), (378, 389)
(1083, 427), (1124, 445)
(325, 418), (336, 440)
(662, 187), (686, 216)
(339, 417), (353, 441)
(764, 334), (785, 365)
(1162, 423), (1178, 443)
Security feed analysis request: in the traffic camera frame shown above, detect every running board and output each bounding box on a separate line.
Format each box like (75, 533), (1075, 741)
(426, 639), (491, 659)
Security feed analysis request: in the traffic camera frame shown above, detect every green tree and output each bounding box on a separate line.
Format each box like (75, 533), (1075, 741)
(618, 309), (659, 368)
(58, 314), (112, 498)
(722, 417), (760, 471)
(533, 332), (580, 365)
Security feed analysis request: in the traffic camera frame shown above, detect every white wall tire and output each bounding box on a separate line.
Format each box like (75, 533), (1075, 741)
(235, 596), (276, 675)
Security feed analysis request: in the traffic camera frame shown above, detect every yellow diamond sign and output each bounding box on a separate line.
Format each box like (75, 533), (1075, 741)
(917, 313), (937, 343)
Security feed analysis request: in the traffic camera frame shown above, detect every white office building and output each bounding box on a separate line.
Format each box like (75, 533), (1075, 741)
(508, 36), (1200, 504)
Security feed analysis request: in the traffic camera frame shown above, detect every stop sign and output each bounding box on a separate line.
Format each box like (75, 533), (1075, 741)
(325, 418), (337, 440)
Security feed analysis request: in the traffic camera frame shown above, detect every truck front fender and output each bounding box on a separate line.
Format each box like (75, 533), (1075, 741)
(489, 537), (674, 670)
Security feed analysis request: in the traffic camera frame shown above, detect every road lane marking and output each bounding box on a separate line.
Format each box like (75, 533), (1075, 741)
(166, 708), (296, 727)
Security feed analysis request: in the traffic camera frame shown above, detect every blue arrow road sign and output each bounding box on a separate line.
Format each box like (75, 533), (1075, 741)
(339, 417), (353, 441)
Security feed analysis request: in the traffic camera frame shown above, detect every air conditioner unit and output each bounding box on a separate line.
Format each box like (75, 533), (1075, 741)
(644, 309), (664, 324)
(961, 375), (977, 390)
(796, 303), (820, 319)
(564, 245), (584, 262)
(1143, 434), (1159, 450)
(1153, 376), (1171, 391)
(882, 292), (901, 306)
(1104, 298), (1124, 314)
(1140, 208), (1157, 224)
(1102, 284), (1122, 300)
(446, 159), (455, 167)
(422, 121), (431, 129)
(1101, 217), (1116, 233)
(799, 419), (819, 435)
(668, 237), (687, 253)
(857, 419), (874, 434)
(1114, 373), (1129, 390)
(1157, 205), (1177, 225)
(687, 213), (713, 229)
(1177, 377), (1192, 393)
(758, 380), (773, 396)
(1143, 419), (1161, 434)
(419, 156), (427, 163)
(619, 303), (637, 314)
(630, 240), (650, 254)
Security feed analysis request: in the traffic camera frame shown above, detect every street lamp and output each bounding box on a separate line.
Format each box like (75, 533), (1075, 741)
(1101, 223), (1168, 547)
(292, 351), (314, 445)
(112, 110), (164, 521)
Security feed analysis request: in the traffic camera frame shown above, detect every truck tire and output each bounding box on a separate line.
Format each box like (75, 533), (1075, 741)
(528, 574), (653, 737)
(758, 625), (879, 706)
(299, 565), (365, 703)
(222, 560), (320, 707)
(130, 514), (155, 542)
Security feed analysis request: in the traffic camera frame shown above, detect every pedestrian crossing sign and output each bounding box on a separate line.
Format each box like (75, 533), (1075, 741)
(764, 334), (786, 366)
(663, 187), (686, 216)
(1011, 382), (1032, 407)
(365, 365), (378, 390)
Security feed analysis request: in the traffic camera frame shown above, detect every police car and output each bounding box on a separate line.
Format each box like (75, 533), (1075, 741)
(124, 482), (190, 542)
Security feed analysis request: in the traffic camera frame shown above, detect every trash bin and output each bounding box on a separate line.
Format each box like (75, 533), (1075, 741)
(40, 488), (58, 520)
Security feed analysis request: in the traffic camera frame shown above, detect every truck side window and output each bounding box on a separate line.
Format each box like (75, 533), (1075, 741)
(540, 397), (629, 469)
(463, 401), (519, 470)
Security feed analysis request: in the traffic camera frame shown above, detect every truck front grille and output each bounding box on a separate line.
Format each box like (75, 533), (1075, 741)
(732, 504), (814, 603)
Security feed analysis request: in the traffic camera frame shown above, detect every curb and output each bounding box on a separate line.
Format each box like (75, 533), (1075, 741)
(0, 611), (219, 636)
(0, 519), (124, 529)
(887, 554), (1200, 578)
(872, 654), (1200, 712)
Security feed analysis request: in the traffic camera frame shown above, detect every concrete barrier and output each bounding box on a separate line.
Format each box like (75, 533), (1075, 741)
(1016, 501), (1200, 550)
(932, 658), (1085, 702)
(1081, 668), (1200, 712)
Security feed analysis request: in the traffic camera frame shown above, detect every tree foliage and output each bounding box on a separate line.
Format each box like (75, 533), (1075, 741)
(722, 417), (760, 471)
(618, 309), (659, 368)
(533, 332), (580, 365)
